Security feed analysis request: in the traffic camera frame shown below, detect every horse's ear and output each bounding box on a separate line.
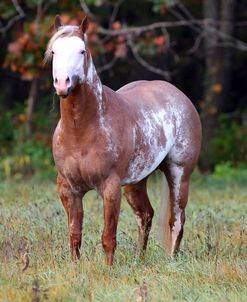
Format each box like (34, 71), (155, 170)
(54, 15), (62, 31)
(79, 16), (89, 34)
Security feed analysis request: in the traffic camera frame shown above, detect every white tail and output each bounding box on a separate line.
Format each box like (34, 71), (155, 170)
(159, 174), (171, 254)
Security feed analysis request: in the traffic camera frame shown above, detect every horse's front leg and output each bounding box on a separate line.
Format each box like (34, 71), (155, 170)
(57, 174), (84, 262)
(100, 173), (121, 266)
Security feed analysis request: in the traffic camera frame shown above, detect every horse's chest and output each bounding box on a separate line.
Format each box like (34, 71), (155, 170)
(54, 148), (109, 190)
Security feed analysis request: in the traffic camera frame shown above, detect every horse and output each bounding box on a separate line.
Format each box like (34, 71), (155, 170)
(45, 15), (202, 265)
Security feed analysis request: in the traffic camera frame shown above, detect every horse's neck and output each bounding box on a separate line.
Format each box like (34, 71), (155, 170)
(60, 58), (105, 134)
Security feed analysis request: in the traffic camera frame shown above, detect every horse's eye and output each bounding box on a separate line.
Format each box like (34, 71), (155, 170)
(81, 50), (86, 55)
(51, 50), (54, 55)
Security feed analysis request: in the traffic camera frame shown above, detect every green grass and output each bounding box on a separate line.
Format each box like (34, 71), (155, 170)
(0, 173), (246, 302)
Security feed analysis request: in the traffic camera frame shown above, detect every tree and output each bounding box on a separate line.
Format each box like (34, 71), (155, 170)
(201, 0), (235, 169)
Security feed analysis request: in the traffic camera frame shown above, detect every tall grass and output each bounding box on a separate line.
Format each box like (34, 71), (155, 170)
(0, 173), (246, 301)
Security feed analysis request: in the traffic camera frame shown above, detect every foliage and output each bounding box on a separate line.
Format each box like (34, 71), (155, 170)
(0, 105), (56, 180)
(0, 176), (246, 301)
(149, 0), (179, 13)
(208, 115), (247, 167)
(211, 162), (247, 185)
(5, 16), (51, 80)
(0, 140), (55, 181)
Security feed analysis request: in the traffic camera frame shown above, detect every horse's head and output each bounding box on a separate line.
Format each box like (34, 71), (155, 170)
(45, 16), (89, 98)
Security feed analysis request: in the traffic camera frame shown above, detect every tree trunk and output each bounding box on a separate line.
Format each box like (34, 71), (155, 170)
(26, 77), (38, 139)
(200, 0), (235, 170)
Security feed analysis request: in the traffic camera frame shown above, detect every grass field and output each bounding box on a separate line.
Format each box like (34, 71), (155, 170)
(0, 173), (246, 302)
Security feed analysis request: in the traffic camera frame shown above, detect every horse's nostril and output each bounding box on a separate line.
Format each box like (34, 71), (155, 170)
(55, 77), (58, 84)
(66, 77), (70, 85)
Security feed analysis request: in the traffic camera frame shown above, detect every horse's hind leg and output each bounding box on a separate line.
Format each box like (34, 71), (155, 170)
(161, 163), (191, 256)
(124, 178), (154, 253)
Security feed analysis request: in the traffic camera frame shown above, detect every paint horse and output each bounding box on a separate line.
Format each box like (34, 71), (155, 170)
(45, 16), (202, 265)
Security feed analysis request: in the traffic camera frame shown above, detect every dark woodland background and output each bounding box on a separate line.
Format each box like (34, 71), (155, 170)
(0, 0), (247, 180)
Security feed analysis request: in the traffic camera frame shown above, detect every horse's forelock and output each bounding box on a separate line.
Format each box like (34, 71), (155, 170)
(44, 25), (83, 64)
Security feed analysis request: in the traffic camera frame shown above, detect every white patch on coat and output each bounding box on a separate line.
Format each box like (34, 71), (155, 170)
(135, 214), (143, 230)
(122, 106), (176, 185)
(86, 56), (94, 84)
(86, 56), (117, 156)
(170, 165), (184, 253)
(167, 94), (190, 163)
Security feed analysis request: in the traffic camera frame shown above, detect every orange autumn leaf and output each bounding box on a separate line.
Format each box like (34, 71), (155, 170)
(60, 15), (71, 25)
(17, 114), (27, 124)
(211, 83), (223, 94)
(88, 21), (98, 33)
(21, 70), (35, 80)
(8, 33), (30, 56)
(8, 41), (22, 57)
(154, 35), (166, 46)
(29, 23), (38, 35)
(105, 42), (115, 52)
(154, 35), (166, 52)
(10, 62), (18, 72)
(207, 106), (218, 115)
(160, 7), (168, 15)
(112, 21), (122, 30)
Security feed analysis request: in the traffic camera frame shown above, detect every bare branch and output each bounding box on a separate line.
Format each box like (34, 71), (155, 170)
(108, 0), (125, 28)
(79, 0), (97, 21)
(127, 37), (170, 80)
(168, 5), (201, 34)
(169, 3), (247, 52)
(187, 32), (206, 54)
(177, 1), (196, 21)
(97, 57), (118, 73)
(203, 20), (247, 51)
(0, 0), (25, 35)
(12, 0), (25, 16)
(235, 21), (247, 27)
(97, 19), (204, 37)
(43, 1), (52, 14)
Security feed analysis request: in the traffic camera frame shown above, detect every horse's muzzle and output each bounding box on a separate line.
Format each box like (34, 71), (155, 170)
(54, 76), (72, 98)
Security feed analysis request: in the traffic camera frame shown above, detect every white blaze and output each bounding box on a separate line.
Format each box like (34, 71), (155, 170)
(52, 36), (86, 86)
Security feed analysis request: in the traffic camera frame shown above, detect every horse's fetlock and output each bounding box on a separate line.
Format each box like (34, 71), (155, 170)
(102, 236), (116, 252)
(70, 233), (81, 247)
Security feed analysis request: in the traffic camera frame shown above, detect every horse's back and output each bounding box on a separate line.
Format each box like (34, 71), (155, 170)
(117, 80), (200, 126)
(117, 80), (193, 111)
